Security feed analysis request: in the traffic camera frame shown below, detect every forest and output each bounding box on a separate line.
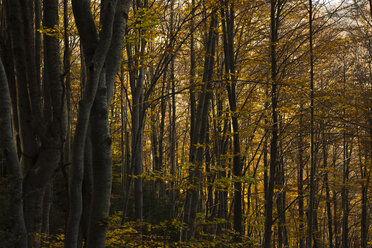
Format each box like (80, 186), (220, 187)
(0, 0), (371, 247)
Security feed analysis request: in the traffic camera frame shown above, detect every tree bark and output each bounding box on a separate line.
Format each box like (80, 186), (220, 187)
(0, 55), (28, 248)
(65, 0), (130, 246)
(264, 1), (281, 247)
(298, 106), (305, 248)
(220, 1), (243, 238)
(182, 15), (217, 241)
(87, 73), (112, 247)
(323, 130), (333, 248)
(307, 0), (316, 246)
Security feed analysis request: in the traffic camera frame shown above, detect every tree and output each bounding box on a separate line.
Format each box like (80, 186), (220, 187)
(263, 0), (281, 247)
(0, 56), (28, 248)
(65, 0), (131, 247)
(182, 12), (218, 241)
(220, 0), (243, 238)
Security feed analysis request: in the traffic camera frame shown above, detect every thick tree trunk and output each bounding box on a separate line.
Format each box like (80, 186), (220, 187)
(88, 1), (131, 246)
(41, 184), (52, 235)
(65, 0), (126, 246)
(5, 0), (65, 246)
(87, 74), (113, 247)
(0, 56), (28, 248)
(78, 135), (93, 245)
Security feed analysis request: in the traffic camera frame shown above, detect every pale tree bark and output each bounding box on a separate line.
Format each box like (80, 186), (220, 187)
(0, 56), (28, 248)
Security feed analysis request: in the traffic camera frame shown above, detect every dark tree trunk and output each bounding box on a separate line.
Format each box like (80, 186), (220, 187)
(264, 1), (281, 247)
(66, 0), (130, 246)
(323, 130), (333, 248)
(169, 62), (177, 217)
(298, 107), (305, 248)
(87, 74), (112, 247)
(0, 56), (28, 248)
(220, 1), (243, 238)
(307, 0), (317, 246)
(182, 15), (217, 241)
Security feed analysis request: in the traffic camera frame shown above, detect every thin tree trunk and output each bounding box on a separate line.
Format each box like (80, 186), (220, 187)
(131, 52), (145, 222)
(264, 1), (281, 247)
(332, 148), (340, 248)
(307, 0), (316, 246)
(365, 2), (372, 244)
(298, 106), (305, 248)
(182, 15), (217, 241)
(276, 151), (288, 248)
(341, 62), (350, 248)
(360, 124), (370, 248)
(323, 130), (333, 248)
(221, 1), (243, 238)
(169, 61), (177, 217)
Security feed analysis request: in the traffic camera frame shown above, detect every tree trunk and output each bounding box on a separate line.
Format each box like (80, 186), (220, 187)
(65, 0), (130, 246)
(221, 1), (243, 238)
(169, 64), (177, 217)
(86, 73), (112, 247)
(307, 0), (316, 246)
(0, 56), (28, 248)
(298, 106), (305, 248)
(323, 130), (333, 248)
(264, 1), (281, 247)
(182, 15), (217, 241)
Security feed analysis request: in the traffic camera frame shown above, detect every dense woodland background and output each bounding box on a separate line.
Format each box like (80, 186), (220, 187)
(0, 0), (371, 247)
